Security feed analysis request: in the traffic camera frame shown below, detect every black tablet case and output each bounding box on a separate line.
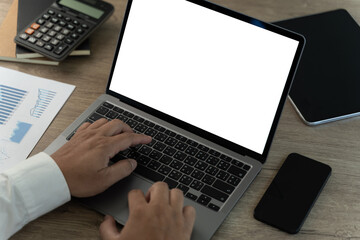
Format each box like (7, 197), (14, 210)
(274, 9), (360, 125)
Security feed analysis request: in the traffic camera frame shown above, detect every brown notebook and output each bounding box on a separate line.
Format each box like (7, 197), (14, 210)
(0, 0), (59, 65)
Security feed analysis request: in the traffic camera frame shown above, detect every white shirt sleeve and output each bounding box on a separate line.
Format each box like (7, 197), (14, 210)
(0, 152), (71, 240)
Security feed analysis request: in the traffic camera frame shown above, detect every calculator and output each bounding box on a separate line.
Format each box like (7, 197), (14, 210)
(14, 0), (114, 61)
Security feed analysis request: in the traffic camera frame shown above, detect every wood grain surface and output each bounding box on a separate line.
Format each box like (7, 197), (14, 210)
(1, 0), (359, 239)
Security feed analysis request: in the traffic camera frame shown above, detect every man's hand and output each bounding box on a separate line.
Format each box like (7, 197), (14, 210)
(100, 182), (196, 240)
(51, 118), (152, 197)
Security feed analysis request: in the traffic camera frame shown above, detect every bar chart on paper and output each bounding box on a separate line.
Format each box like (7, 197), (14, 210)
(0, 85), (28, 125)
(30, 89), (57, 118)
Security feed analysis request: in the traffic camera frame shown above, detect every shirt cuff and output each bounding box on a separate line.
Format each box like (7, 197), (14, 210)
(5, 152), (71, 223)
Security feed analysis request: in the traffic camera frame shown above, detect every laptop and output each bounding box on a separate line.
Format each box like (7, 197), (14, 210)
(45, 0), (305, 239)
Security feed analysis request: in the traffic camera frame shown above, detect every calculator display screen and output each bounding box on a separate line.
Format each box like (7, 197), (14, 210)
(59, 0), (104, 19)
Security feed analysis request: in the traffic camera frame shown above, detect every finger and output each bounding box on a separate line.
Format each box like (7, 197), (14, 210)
(99, 215), (120, 240)
(88, 118), (108, 129)
(128, 189), (147, 210)
(100, 159), (137, 188)
(76, 121), (91, 132)
(107, 133), (152, 156)
(170, 188), (184, 210)
(183, 206), (196, 238)
(147, 182), (170, 205)
(99, 119), (133, 136)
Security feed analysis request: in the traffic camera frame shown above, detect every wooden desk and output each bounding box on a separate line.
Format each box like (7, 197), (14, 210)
(1, 0), (359, 239)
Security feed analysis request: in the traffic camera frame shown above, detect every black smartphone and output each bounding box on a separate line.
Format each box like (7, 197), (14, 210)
(254, 153), (331, 234)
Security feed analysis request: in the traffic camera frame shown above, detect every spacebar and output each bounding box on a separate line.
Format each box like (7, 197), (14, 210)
(134, 165), (165, 182)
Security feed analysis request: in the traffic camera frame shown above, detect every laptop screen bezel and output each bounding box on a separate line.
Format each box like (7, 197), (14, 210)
(106, 0), (305, 164)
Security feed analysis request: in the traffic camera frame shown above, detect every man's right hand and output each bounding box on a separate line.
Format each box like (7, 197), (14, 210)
(99, 182), (196, 240)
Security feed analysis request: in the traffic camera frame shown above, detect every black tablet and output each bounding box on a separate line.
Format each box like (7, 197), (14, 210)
(274, 9), (360, 125)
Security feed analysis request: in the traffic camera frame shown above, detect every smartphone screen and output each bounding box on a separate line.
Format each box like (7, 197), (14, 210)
(254, 153), (331, 233)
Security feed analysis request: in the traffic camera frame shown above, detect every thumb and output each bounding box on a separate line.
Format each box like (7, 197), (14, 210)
(100, 215), (120, 240)
(102, 159), (137, 188)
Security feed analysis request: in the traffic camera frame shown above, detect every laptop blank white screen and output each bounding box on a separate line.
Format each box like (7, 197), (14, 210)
(109, 0), (299, 154)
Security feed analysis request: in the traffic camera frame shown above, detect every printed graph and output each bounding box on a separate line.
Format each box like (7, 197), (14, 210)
(10, 121), (32, 143)
(0, 85), (28, 125)
(30, 89), (57, 118)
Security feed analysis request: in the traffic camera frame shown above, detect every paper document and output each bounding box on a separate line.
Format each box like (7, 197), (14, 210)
(0, 66), (75, 172)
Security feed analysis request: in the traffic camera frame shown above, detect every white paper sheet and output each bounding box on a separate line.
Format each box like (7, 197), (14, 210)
(0, 67), (75, 172)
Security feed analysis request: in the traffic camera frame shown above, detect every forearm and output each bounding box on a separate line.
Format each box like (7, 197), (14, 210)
(0, 153), (71, 240)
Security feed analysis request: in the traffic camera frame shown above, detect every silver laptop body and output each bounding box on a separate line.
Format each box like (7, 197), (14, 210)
(45, 0), (304, 239)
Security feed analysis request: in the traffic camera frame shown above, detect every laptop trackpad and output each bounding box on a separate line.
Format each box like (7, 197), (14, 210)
(77, 174), (152, 225)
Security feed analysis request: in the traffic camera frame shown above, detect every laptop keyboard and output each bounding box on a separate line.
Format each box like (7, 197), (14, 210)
(67, 102), (251, 212)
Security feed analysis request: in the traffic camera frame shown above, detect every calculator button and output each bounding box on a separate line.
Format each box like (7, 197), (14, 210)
(25, 28), (35, 35)
(67, 24), (75, 30)
(34, 32), (43, 38)
(30, 23), (40, 30)
(61, 29), (70, 35)
(36, 41), (45, 47)
(81, 24), (88, 29)
(65, 17), (71, 22)
(70, 33), (79, 39)
(45, 22), (54, 28)
(59, 21), (66, 27)
(56, 34), (65, 40)
(51, 18), (58, 24)
(76, 28), (84, 34)
(44, 44), (53, 51)
(50, 39), (60, 46)
(54, 44), (68, 55)
(40, 27), (49, 33)
(48, 30), (57, 37)
(37, 18), (45, 25)
(54, 26), (62, 32)
(27, 37), (37, 44)
(65, 38), (74, 44)
(48, 9), (55, 15)
(42, 14), (50, 20)
(57, 13), (63, 18)
(73, 20), (79, 25)
(42, 35), (51, 42)
(19, 33), (29, 40)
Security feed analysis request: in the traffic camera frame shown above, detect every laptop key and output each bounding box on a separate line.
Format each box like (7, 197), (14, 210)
(174, 151), (187, 161)
(102, 102), (114, 109)
(154, 132), (167, 142)
(213, 179), (235, 194)
(139, 145), (152, 155)
(197, 194), (211, 206)
(96, 106), (109, 115)
(134, 165), (165, 182)
(158, 165), (171, 175)
(144, 128), (158, 137)
(159, 155), (173, 165)
(179, 175), (193, 186)
(106, 110), (119, 119)
(169, 170), (182, 181)
(201, 185), (229, 203)
(149, 150), (162, 160)
(202, 174), (215, 185)
(227, 175), (241, 186)
(208, 203), (220, 212)
(191, 169), (205, 180)
(163, 146), (176, 156)
(137, 155), (151, 166)
(164, 177), (178, 189)
(177, 184), (189, 194)
(185, 192), (198, 201)
(153, 142), (167, 151)
(228, 165), (247, 178)
(89, 113), (103, 121)
(190, 180), (204, 191)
